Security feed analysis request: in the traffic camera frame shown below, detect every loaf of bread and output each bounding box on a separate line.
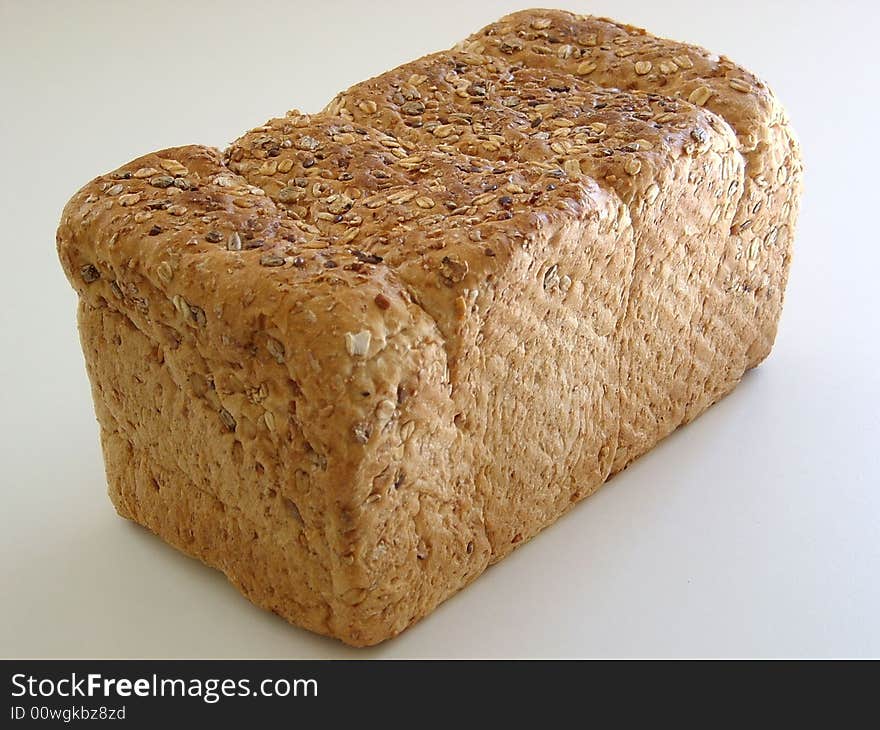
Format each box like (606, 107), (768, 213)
(57, 9), (802, 646)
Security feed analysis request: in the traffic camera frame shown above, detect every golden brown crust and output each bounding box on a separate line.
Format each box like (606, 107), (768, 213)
(57, 9), (802, 646)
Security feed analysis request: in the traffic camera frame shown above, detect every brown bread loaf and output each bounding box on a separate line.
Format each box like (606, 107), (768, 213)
(57, 9), (802, 646)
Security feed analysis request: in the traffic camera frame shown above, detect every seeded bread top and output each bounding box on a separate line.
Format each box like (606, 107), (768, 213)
(58, 8), (794, 402)
(460, 9), (785, 152)
(320, 48), (738, 233)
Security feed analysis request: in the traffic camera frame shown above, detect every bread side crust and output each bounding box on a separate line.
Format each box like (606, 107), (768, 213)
(461, 9), (803, 466)
(80, 301), (337, 636)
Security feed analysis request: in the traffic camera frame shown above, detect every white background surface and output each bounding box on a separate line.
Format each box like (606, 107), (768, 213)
(1, 0), (878, 658)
